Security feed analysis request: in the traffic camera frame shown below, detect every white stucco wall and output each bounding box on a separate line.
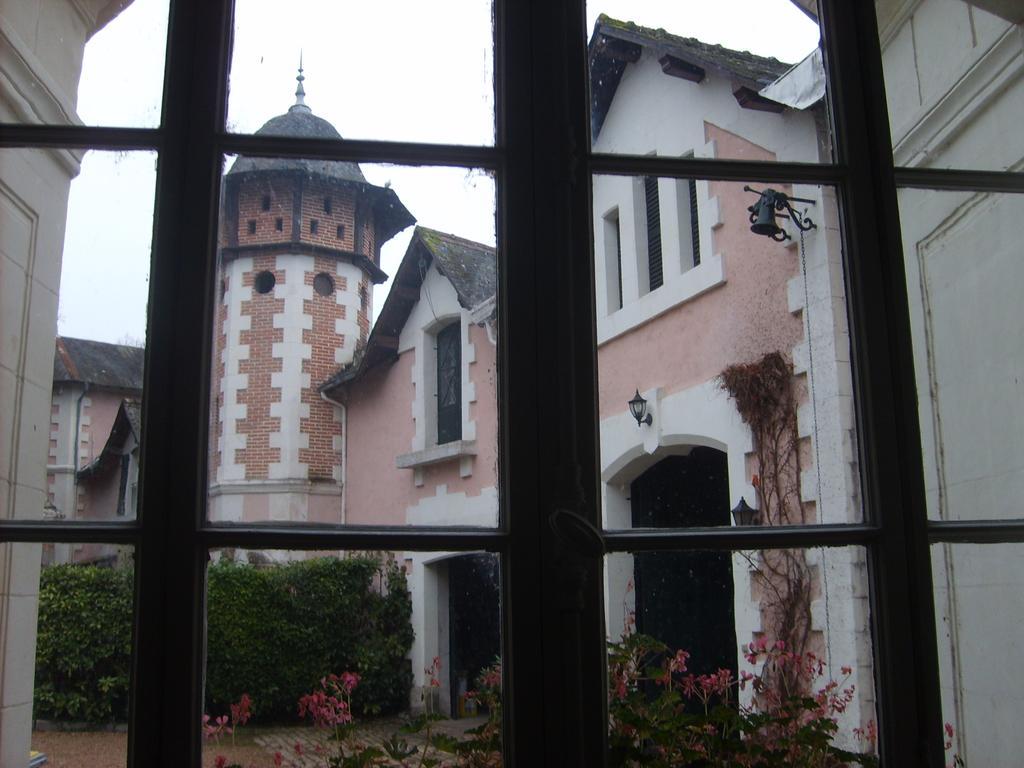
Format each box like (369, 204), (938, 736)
(0, 2), (124, 761)
(593, 48), (823, 164)
(881, 1), (1023, 758)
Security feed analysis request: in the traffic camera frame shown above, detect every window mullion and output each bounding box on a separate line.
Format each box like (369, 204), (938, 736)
(132, 0), (233, 765)
(819, 1), (944, 765)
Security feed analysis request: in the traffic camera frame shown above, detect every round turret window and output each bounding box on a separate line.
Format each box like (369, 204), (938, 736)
(313, 272), (335, 297)
(254, 270), (276, 294)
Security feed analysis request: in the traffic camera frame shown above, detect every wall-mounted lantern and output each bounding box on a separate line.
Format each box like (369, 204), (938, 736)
(628, 389), (653, 427)
(744, 186), (816, 242)
(731, 497), (761, 526)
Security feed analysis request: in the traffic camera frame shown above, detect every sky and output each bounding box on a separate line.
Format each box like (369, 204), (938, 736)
(60, 0), (818, 344)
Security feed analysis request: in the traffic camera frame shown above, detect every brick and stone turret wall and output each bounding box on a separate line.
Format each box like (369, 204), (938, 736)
(210, 168), (382, 524)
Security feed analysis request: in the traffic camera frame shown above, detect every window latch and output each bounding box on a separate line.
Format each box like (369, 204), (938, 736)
(549, 508), (604, 558)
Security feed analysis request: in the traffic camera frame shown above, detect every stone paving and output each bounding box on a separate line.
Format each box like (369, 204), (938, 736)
(254, 716), (489, 767)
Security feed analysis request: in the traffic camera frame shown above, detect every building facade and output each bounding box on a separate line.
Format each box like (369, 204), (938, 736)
(0, 1), (137, 763)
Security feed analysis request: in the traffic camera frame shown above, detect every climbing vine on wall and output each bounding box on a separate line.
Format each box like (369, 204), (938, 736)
(719, 351), (815, 692)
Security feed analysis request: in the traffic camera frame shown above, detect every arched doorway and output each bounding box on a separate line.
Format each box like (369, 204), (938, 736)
(631, 448), (737, 679)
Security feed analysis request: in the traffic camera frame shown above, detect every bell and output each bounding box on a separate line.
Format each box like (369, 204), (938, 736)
(749, 192), (783, 238)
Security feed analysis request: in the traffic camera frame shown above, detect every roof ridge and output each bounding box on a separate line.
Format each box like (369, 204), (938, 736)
(415, 225), (495, 251)
(595, 13), (791, 69)
(57, 335), (144, 351)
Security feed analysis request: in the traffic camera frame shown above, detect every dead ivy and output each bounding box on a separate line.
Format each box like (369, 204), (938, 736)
(720, 351), (815, 692)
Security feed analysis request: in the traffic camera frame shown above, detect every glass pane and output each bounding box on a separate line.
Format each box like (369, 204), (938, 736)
(605, 546), (877, 765)
(1, 149), (154, 521)
(586, 2), (830, 162)
(203, 549), (502, 766)
(0, 0), (169, 127)
(899, 188), (1024, 520)
(594, 178), (861, 528)
(0, 542), (134, 767)
(932, 542), (1023, 766)
(876, 0), (1024, 171)
(207, 158), (498, 527)
(226, 0), (494, 145)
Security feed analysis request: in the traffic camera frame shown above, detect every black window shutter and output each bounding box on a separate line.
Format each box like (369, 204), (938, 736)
(436, 323), (462, 444)
(689, 178), (701, 266)
(645, 176), (663, 290)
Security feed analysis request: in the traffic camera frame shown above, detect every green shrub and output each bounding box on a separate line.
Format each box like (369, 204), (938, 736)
(204, 556), (413, 722)
(33, 555), (414, 726)
(34, 563), (134, 723)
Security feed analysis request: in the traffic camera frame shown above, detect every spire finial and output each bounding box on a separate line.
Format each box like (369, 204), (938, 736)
(291, 50), (311, 113)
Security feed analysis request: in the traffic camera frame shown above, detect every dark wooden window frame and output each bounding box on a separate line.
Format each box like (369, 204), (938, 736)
(2, 1), (1024, 766)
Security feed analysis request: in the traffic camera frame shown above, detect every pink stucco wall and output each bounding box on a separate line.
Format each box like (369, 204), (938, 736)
(597, 123), (804, 420)
(345, 322), (499, 526)
(81, 390), (122, 468)
(76, 390), (126, 520)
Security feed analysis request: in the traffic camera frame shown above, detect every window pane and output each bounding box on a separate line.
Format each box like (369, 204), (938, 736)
(605, 546), (877, 764)
(203, 549), (502, 766)
(594, 178), (861, 528)
(207, 159), (498, 527)
(876, 0), (1024, 171)
(932, 542), (1023, 766)
(0, 0), (169, 128)
(586, 2), (831, 162)
(898, 188), (1024, 520)
(226, 0), (495, 145)
(0, 542), (134, 767)
(1, 149), (154, 522)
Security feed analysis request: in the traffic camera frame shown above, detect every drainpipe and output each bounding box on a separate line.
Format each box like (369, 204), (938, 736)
(320, 390), (346, 525)
(72, 382), (91, 521)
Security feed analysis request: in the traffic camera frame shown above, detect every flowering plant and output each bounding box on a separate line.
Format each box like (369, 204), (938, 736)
(203, 692), (253, 768)
(608, 632), (878, 767)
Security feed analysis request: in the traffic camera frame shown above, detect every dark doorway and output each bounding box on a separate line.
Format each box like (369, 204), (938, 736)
(631, 449), (737, 679)
(448, 553), (500, 718)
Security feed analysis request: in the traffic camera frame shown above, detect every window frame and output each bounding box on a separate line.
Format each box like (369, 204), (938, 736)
(1, 0), (1023, 766)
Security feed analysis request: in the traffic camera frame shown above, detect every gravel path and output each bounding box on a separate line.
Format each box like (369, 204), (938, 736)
(31, 716), (490, 767)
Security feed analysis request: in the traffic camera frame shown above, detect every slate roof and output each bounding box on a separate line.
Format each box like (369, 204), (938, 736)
(418, 227), (497, 310)
(319, 227), (496, 394)
(228, 106), (368, 185)
(225, 104), (414, 249)
(590, 14), (793, 138)
(53, 337), (144, 391)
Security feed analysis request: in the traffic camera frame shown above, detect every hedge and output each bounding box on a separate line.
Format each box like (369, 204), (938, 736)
(205, 556), (413, 721)
(34, 555), (413, 724)
(34, 563), (134, 723)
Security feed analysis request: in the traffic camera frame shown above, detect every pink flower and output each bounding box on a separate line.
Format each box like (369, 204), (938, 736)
(214, 757), (227, 768)
(274, 753), (283, 767)
(230, 693), (252, 728)
(669, 649), (690, 673)
(340, 671), (360, 694)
